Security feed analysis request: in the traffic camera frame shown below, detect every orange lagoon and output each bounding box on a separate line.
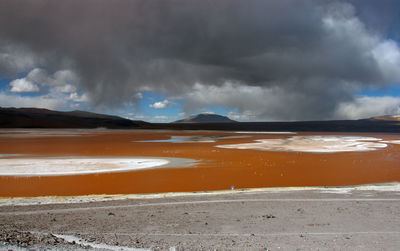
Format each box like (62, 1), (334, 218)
(0, 129), (400, 197)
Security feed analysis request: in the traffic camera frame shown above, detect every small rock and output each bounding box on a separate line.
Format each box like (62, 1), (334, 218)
(263, 214), (276, 219)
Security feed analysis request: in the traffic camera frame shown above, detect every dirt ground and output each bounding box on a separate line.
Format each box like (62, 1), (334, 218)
(1, 186), (400, 250)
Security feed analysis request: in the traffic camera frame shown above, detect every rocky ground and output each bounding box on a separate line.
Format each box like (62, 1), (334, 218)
(0, 230), (91, 250)
(1, 185), (400, 250)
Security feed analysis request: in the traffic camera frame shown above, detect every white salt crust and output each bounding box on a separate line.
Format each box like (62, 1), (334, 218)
(0, 158), (169, 176)
(381, 140), (400, 145)
(216, 136), (390, 153)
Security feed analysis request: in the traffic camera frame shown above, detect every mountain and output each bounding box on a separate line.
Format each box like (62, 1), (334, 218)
(174, 113), (237, 123)
(367, 115), (400, 121)
(0, 107), (149, 129)
(1, 107), (399, 133)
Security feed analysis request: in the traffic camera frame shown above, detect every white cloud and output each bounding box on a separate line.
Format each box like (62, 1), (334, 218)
(25, 68), (79, 87)
(6, 68), (88, 107)
(371, 40), (400, 82)
(322, 2), (400, 84)
(334, 96), (400, 120)
(67, 92), (90, 102)
(149, 99), (173, 109)
(0, 92), (66, 109)
(26, 68), (48, 83)
(9, 78), (40, 93)
(134, 92), (143, 99)
(17, 68), (80, 95)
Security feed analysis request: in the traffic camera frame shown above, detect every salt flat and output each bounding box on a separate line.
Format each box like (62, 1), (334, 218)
(0, 158), (170, 176)
(217, 135), (390, 153)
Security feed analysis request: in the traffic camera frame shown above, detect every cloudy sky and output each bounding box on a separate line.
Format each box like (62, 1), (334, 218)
(1, 0), (400, 122)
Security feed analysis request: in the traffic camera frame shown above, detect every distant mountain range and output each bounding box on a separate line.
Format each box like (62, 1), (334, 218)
(1, 107), (400, 133)
(0, 107), (148, 129)
(174, 113), (237, 123)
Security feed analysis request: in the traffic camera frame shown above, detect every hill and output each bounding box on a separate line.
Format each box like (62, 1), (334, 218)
(1, 108), (400, 133)
(174, 113), (237, 123)
(0, 107), (148, 129)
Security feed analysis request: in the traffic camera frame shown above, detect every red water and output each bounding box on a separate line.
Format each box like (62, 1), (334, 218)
(0, 130), (399, 197)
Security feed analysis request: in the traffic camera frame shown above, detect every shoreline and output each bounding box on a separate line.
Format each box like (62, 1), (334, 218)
(1, 182), (399, 207)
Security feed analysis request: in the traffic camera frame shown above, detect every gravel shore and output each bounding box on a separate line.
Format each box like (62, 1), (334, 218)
(1, 184), (400, 250)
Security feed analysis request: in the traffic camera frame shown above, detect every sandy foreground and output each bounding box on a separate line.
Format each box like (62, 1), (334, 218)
(1, 184), (400, 250)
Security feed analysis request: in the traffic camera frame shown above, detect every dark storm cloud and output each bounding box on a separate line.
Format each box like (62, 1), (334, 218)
(0, 0), (399, 119)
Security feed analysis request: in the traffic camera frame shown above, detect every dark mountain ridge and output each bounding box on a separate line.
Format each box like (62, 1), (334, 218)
(0, 107), (148, 129)
(1, 107), (400, 133)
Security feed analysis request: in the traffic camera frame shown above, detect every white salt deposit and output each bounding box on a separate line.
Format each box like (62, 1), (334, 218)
(380, 140), (400, 145)
(53, 233), (150, 251)
(216, 136), (388, 153)
(0, 158), (170, 176)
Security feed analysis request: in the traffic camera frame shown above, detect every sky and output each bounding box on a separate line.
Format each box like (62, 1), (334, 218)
(1, 0), (400, 122)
